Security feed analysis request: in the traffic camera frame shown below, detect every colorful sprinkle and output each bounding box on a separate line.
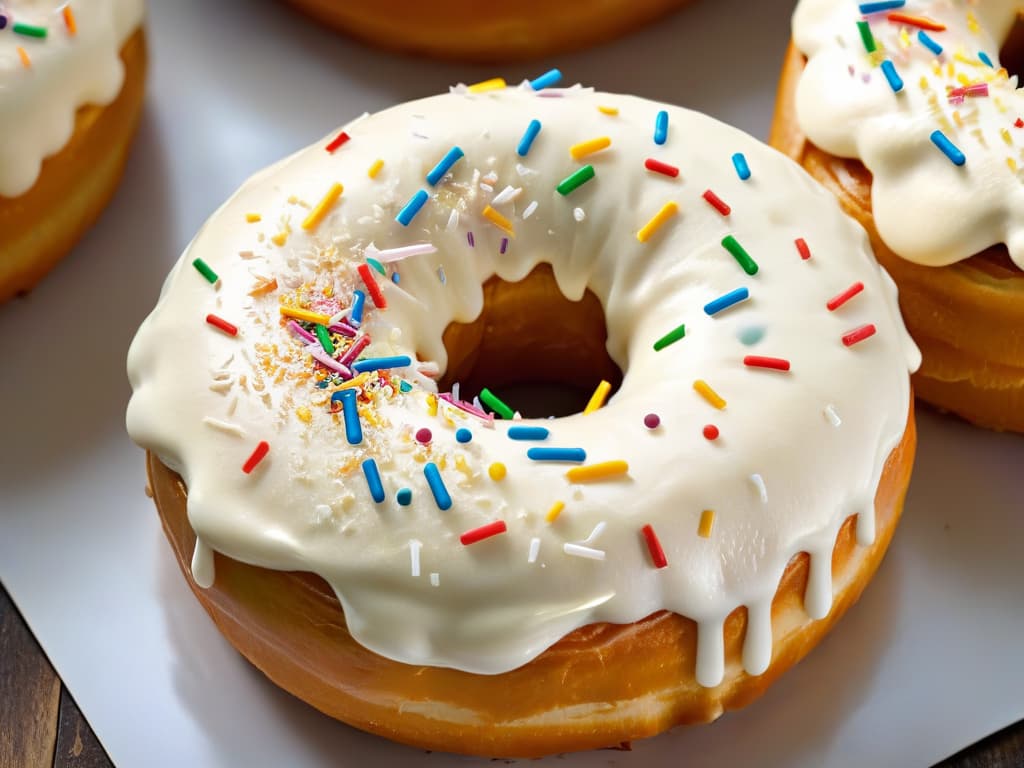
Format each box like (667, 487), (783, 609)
(397, 488), (413, 506)
(302, 182), (344, 231)
(480, 387), (515, 419)
(357, 263), (388, 308)
(693, 380), (727, 409)
(702, 189), (731, 216)
(488, 462), (507, 481)
(890, 13), (946, 32)
(546, 501), (566, 523)
(206, 314), (238, 336)
(653, 322), (686, 351)
(280, 306), (331, 325)
(424, 462), (451, 510)
(930, 130), (966, 166)
(732, 153), (751, 180)
(366, 257), (386, 276)
(242, 441), (270, 474)
(13, 22), (47, 38)
(529, 68), (562, 91)
(482, 205), (515, 236)
(644, 158), (680, 178)
(704, 286), (749, 316)
(415, 428), (432, 444)
(314, 324), (335, 355)
(744, 355), (791, 371)
(507, 426), (549, 440)
(795, 238), (812, 260)
(827, 282), (865, 311)
(460, 520), (507, 546)
(842, 323), (877, 347)
(637, 201), (679, 243)
(62, 6), (77, 35)
(654, 110), (669, 145)
(566, 461), (629, 483)
(325, 131), (351, 153)
(857, 21), (877, 53)
(350, 290), (366, 326)
(352, 355), (412, 373)
(16, 46), (30, 68)
(362, 459), (385, 503)
(570, 136), (611, 160)
(455, 428), (473, 443)
(859, 1), (904, 14)
(368, 159), (384, 178)
(245, 213), (262, 223)
(396, 189), (429, 226)
(880, 60), (904, 93)
(918, 30), (943, 55)
(563, 543), (605, 561)
(641, 524), (668, 569)
(598, 105), (619, 116)
(556, 165), (595, 196)
(643, 413), (661, 429)
(527, 447), (587, 462)
(517, 119), (542, 156)
(426, 146), (465, 186)
(698, 509), (716, 539)
(333, 390), (363, 445)
(338, 335), (370, 367)
(467, 77), (506, 93)
(192, 258), (219, 285)
(721, 235), (759, 275)
(583, 380), (612, 414)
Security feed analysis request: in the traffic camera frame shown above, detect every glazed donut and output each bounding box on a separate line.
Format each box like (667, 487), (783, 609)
(0, 0), (146, 303)
(773, 1), (1024, 431)
(282, 0), (692, 62)
(127, 80), (919, 756)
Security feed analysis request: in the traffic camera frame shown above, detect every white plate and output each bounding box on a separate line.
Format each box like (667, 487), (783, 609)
(1, 0), (1022, 765)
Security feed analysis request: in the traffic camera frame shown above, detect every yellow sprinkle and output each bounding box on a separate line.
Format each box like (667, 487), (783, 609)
(570, 136), (612, 160)
(698, 510), (716, 538)
(302, 182), (344, 231)
(566, 460), (629, 483)
(245, 213), (262, 223)
(16, 46), (30, 69)
(955, 72), (971, 86)
(918, 76), (929, 91)
(455, 454), (471, 476)
(335, 372), (372, 391)
(693, 379), (726, 410)
(597, 105), (619, 116)
(296, 406), (312, 424)
(636, 201), (679, 243)
(368, 158), (384, 179)
(953, 110), (963, 128)
(270, 231), (289, 247)
(967, 12), (979, 34)
(322, 284), (334, 298)
(279, 306), (331, 325)
(899, 28), (911, 49)
(583, 380), (611, 415)
(468, 77), (506, 93)
(488, 462), (507, 481)
(1002, 127), (1013, 146)
(1007, 157), (1017, 172)
(546, 501), (565, 523)
(482, 204), (515, 237)
(427, 393), (438, 417)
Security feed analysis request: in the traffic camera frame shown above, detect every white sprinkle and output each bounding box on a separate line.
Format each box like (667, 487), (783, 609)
(365, 242), (437, 263)
(490, 185), (522, 206)
(409, 539), (422, 577)
(451, 382), (461, 401)
(563, 543), (606, 561)
(528, 537), (541, 563)
(581, 521), (606, 545)
(515, 163), (538, 178)
(480, 183), (494, 194)
(750, 474), (768, 504)
(430, 572), (440, 587)
(523, 201), (539, 219)
(313, 504), (334, 525)
(446, 209), (459, 231)
(573, 207), (586, 222)
(202, 417), (245, 437)
(208, 379), (232, 394)
(824, 404), (842, 427)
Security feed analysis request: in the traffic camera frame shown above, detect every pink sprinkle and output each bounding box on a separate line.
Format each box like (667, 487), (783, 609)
(309, 346), (352, 378)
(328, 322), (357, 338)
(339, 335), (371, 367)
(643, 413), (661, 429)
(287, 320), (316, 344)
(416, 428), (432, 444)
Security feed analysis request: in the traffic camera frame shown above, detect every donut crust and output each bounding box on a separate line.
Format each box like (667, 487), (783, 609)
(771, 42), (1024, 432)
(0, 28), (147, 303)
(146, 401), (914, 757)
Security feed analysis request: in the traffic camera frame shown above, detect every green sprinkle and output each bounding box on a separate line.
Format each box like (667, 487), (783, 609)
(480, 387), (515, 419)
(14, 22), (48, 38)
(556, 165), (595, 196)
(722, 235), (759, 276)
(191, 257), (219, 284)
(367, 257), (386, 276)
(314, 324), (335, 355)
(653, 323), (686, 351)
(399, 380), (413, 393)
(857, 21), (876, 53)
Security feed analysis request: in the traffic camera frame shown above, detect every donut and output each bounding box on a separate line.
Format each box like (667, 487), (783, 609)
(0, 0), (146, 303)
(773, 1), (1024, 431)
(127, 78), (919, 756)
(281, 0), (692, 62)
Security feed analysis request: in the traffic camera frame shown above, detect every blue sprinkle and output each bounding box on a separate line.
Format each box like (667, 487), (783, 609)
(858, 0), (904, 12)
(654, 110), (669, 145)
(704, 287), (750, 316)
(529, 68), (562, 91)
(455, 428), (473, 444)
(350, 290), (366, 326)
(396, 189), (429, 226)
(362, 459), (385, 503)
(526, 447), (587, 463)
(391, 271), (400, 284)
(366, 257), (386, 276)
(399, 380), (412, 393)
(738, 325), (766, 346)
(507, 426), (550, 441)
(918, 30), (943, 56)
(426, 146), (465, 186)
(930, 130), (966, 166)
(352, 355), (412, 373)
(979, 51), (994, 68)
(424, 462), (452, 510)
(333, 389), (363, 445)
(880, 60), (904, 93)
(396, 488), (413, 506)
(732, 153), (751, 181)
(517, 119), (542, 157)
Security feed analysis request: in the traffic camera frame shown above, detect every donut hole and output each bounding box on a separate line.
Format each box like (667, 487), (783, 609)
(438, 264), (623, 419)
(999, 14), (1024, 84)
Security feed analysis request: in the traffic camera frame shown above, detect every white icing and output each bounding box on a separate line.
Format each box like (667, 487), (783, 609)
(126, 87), (919, 685)
(0, 0), (144, 198)
(793, 0), (1024, 268)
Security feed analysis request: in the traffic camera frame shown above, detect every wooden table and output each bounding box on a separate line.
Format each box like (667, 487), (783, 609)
(2, 582), (1021, 767)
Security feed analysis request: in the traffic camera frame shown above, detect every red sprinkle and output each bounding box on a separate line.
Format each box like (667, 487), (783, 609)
(357, 263), (388, 309)
(325, 130), (351, 153)
(827, 281), (865, 311)
(1016, 118), (1023, 129)
(415, 427), (432, 444)
(702, 189), (731, 216)
(644, 158), (680, 178)
(744, 355), (791, 371)
(206, 314), (238, 336)
(703, 424), (720, 440)
(339, 334), (372, 366)
(641, 524), (668, 569)
(886, 12), (946, 31)
(795, 238), (811, 260)
(460, 520), (507, 546)
(842, 323), (877, 347)
(242, 441), (270, 474)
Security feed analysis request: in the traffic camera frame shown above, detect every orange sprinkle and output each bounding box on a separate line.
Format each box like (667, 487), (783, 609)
(302, 182), (344, 231)
(886, 12), (945, 32)
(62, 5), (78, 35)
(698, 510), (716, 538)
(570, 136), (612, 160)
(545, 501), (565, 523)
(16, 46), (31, 69)
(248, 277), (278, 297)
(367, 159), (384, 179)
(693, 380), (726, 410)
(482, 204), (514, 237)
(245, 213), (262, 223)
(566, 461), (629, 483)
